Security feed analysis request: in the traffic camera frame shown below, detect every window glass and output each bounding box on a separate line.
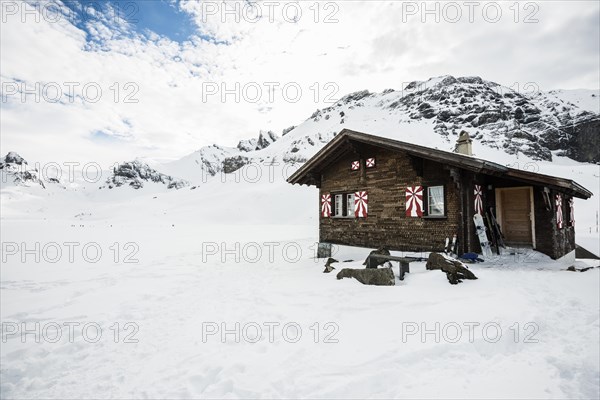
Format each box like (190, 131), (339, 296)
(335, 194), (343, 217)
(428, 186), (444, 216)
(347, 193), (355, 218)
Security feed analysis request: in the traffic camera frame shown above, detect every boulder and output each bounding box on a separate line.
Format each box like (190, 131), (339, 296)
(426, 252), (477, 285)
(323, 257), (338, 273)
(363, 247), (391, 268)
(336, 267), (395, 286)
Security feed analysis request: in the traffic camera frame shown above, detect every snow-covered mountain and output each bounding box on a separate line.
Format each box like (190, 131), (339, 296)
(0, 151), (56, 189)
(163, 75), (599, 182)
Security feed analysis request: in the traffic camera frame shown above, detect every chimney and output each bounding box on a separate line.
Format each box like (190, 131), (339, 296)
(455, 131), (472, 156)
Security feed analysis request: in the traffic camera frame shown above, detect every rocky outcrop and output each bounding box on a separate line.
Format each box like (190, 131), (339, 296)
(381, 75), (599, 161)
(222, 156), (250, 174)
(255, 130), (278, 150)
(237, 138), (258, 152)
(555, 117), (600, 163)
(104, 160), (188, 190)
(2, 152), (27, 166)
(0, 152), (46, 188)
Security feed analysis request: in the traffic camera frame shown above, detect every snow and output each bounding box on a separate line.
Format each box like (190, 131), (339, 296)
(539, 89), (600, 114)
(1, 161), (599, 399)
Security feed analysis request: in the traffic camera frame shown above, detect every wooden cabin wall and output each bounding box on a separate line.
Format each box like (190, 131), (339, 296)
(464, 171), (482, 255)
(533, 188), (575, 259)
(319, 147), (461, 253)
(470, 174), (576, 259)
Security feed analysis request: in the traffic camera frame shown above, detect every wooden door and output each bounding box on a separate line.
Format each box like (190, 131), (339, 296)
(500, 188), (533, 245)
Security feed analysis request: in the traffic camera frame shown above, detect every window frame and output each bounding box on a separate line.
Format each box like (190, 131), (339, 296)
(346, 193), (355, 218)
(332, 192), (357, 219)
(425, 185), (446, 218)
(334, 194), (344, 217)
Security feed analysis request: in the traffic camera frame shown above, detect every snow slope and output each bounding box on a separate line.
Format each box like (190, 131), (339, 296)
(1, 159), (599, 399)
(1, 76), (599, 399)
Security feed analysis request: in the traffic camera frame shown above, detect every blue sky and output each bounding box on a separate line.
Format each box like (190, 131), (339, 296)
(61, 0), (198, 42)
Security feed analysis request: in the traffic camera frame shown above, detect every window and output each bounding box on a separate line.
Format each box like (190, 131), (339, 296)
(333, 193), (356, 218)
(427, 186), (445, 216)
(334, 194), (344, 217)
(347, 193), (355, 217)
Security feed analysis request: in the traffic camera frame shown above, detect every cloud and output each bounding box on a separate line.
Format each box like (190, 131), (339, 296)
(1, 0), (598, 164)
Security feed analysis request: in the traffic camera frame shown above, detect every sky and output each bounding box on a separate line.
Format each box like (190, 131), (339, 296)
(1, 0), (599, 164)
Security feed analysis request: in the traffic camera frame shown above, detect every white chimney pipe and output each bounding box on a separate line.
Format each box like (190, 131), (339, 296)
(455, 131), (473, 156)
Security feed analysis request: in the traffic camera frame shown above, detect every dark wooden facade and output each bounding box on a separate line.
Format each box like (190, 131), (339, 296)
(288, 129), (592, 260)
(319, 146), (462, 253)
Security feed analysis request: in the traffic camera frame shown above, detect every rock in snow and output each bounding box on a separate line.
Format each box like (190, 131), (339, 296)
(426, 252), (478, 284)
(336, 267), (395, 286)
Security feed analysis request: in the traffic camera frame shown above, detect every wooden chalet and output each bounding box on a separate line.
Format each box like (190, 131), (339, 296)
(287, 129), (593, 260)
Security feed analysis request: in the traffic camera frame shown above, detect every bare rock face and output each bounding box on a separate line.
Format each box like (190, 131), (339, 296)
(237, 138), (258, 152)
(105, 160), (188, 190)
(426, 252), (477, 284)
(553, 118), (600, 163)
(222, 156), (250, 173)
(255, 130), (278, 150)
(3, 152), (27, 166)
(336, 267), (395, 286)
(383, 76), (599, 162)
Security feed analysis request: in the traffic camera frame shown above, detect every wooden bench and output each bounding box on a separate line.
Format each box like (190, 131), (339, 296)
(366, 254), (418, 281)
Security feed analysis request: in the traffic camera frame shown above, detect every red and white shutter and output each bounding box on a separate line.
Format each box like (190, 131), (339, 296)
(406, 186), (424, 217)
(474, 184), (483, 215)
(354, 191), (368, 218)
(569, 197), (575, 227)
(321, 193), (331, 217)
(366, 158), (375, 168)
(556, 194), (563, 229)
(351, 160), (360, 171)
